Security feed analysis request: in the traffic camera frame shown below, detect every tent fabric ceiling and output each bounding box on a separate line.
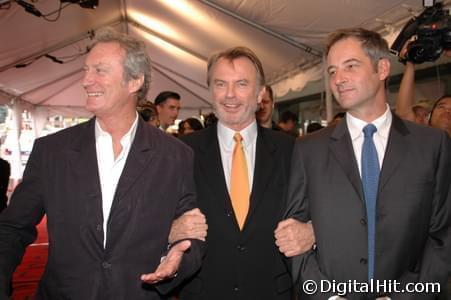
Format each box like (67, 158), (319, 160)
(0, 0), (448, 120)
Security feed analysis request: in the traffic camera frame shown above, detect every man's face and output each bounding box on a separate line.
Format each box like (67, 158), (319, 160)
(327, 38), (388, 117)
(414, 106), (430, 125)
(82, 42), (137, 118)
(284, 120), (296, 131)
(430, 97), (451, 136)
(210, 57), (264, 131)
(157, 98), (181, 127)
(180, 122), (194, 135)
(256, 89), (274, 125)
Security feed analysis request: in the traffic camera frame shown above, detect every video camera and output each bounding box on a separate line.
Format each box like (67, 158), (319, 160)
(391, 1), (450, 64)
(60, 0), (98, 9)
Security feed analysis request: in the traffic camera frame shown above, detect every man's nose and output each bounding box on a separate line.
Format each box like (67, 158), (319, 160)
(333, 69), (347, 86)
(225, 84), (235, 98)
(82, 70), (94, 87)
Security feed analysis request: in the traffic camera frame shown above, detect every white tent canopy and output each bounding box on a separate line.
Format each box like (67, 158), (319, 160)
(3, 0), (448, 121)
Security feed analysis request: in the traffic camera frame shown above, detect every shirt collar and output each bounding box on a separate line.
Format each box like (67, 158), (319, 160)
(346, 104), (392, 141)
(95, 113), (139, 147)
(217, 120), (258, 149)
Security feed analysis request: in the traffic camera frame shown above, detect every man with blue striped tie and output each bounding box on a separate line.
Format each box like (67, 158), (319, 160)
(286, 28), (450, 300)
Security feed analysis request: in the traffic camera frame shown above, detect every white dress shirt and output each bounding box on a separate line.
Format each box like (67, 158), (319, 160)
(95, 114), (138, 247)
(346, 105), (392, 176)
(217, 120), (258, 192)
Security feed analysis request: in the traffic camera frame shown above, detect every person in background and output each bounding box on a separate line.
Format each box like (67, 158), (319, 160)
(154, 91), (181, 131)
(178, 118), (204, 136)
(328, 112), (346, 127)
(256, 85), (278, 129)
(138, 101), (159, 127)
(277, 111), (299, 137)
(429, 95), (451, 137)
(305, 122), (324, 134)
(395, 60), (432, 125)
(203, 112), (218, 128)
(395, 46), (450, 126)
(0, 157), (10, 213)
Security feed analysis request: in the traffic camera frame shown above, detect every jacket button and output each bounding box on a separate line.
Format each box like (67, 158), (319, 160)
(96, 224), (102, 231)
(360, 218), (367, 226)
(233, 285), (239, 292)
(360, 258), (367, 265)
(102, 262), (111, 269)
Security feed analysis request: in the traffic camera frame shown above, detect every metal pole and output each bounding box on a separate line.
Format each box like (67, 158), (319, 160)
(199, 0), (322, 57)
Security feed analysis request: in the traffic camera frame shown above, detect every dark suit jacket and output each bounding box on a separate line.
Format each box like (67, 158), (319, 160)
(0, 118), (204, 300)
(179, 124), (295, 300)
(0, 158), (10, 213)
(286, 115), (451, 299)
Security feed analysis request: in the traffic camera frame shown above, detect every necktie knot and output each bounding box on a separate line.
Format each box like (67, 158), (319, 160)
(363, 124), (377, 138)
(234, 133), (243, 143)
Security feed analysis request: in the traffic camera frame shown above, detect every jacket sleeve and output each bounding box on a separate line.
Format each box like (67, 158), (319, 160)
(283, 141), (336, 299)
(0, 139), (46, 296)
(393, 133), (451, 300)
(155, 146), (205, 294)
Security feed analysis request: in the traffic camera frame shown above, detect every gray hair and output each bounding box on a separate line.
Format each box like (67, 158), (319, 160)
(92, 27), (151, 104)
(325, 28), (391, 70)
(207, 46), (265, 90)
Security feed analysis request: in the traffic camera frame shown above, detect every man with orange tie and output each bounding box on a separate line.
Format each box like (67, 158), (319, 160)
(176, 46), (315, 300)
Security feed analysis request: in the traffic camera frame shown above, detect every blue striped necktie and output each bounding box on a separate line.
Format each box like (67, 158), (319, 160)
(361, 124), (380, 280)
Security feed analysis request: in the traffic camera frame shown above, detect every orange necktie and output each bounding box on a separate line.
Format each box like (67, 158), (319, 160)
(230, 133), (250, 230)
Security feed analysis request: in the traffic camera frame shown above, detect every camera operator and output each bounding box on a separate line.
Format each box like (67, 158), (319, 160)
(395, 45), (450, 133)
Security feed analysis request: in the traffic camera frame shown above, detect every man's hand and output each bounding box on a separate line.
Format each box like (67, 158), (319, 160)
(274, 218), (315, 257)
(140, 240), (191, 284)
(169, 208), (207, 243)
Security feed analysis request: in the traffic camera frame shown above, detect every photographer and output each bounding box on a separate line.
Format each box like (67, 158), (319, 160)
(395, 46), (450, 129)
(393, 1), (450, 129)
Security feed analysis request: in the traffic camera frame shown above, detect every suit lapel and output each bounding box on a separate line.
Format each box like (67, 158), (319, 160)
(66, 118), (104, 248)
(378, 115), (409, 190)
(246, 127), (276, 226)
(108, 120), (156, 229)
(329, 120), (364, 201)
(104, 120), (157, 252)
(111, 120), (155, 206)
(197, 126), (234, 217)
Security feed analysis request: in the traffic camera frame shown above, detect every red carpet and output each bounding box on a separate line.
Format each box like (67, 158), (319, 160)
(11, 217), (48, 300)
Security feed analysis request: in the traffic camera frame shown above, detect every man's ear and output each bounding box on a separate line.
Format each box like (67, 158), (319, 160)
(128, 74), (144, 94)
(377, 58), (390, 81)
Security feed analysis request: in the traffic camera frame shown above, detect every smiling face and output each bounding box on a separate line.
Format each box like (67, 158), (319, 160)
(210, 57), (264, 131)
(82, 42), (141, 119)
(326, 37), (390, 121)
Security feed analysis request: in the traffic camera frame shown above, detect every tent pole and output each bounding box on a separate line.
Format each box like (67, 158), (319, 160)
(324, 55), (333, 123)
(199, 0), (322, 57)
(153, 66), (212, 108)
(20, 69), (83, 100)
(152, 61), (208, 90)
(121, 0), (129, 34)
(129, 21), (208, 62)
(9, 101), (23, 181)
